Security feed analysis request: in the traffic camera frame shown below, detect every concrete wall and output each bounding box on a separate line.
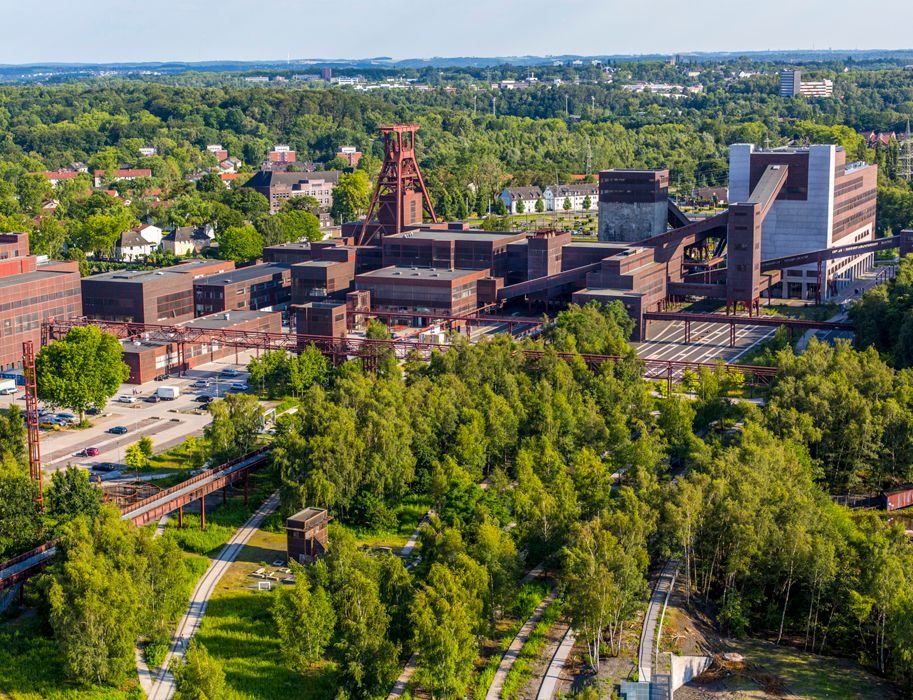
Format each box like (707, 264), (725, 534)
(670, 655), (713, 693)
(598, 200), (667, 242)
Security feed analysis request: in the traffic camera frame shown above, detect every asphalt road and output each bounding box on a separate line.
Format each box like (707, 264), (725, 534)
(0, 350), (259, 476)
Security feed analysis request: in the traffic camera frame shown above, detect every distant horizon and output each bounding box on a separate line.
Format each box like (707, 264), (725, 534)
(4, 0), (912, 65)
(3, 47), (913, 70)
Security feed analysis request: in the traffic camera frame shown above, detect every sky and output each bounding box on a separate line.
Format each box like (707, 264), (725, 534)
(1, 0), (909, 64)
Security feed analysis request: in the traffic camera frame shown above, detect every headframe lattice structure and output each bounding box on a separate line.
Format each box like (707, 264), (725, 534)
(356, 124), (438, 246)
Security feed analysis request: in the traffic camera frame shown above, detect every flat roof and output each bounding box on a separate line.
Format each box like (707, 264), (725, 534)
(564, 241), (630, 249)
(180, 309), (275, 329)
(264, 242), (312, 250)
(385, 229), (522, 243)
(293, 260), (338, 268)
(82, 269), (186, 285)
(356, 266), (485, 281)
(195, 263), (290, 286)
(0, 268), (76, 289)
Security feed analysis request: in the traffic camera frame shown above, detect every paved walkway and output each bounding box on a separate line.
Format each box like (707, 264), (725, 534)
(146, 491), (280, 700)
(638, 559), (679, 684)
(486, 586), (557, 699)
(536, 625), (576, 700)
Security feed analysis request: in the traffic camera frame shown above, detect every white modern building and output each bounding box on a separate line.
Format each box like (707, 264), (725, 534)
(544, 184), (598, 211)
(728, 143), (877, 300)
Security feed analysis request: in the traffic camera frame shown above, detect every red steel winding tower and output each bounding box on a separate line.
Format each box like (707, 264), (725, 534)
(356, 124), (437, 246)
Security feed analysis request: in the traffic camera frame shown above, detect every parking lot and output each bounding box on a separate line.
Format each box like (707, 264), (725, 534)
(0, 350), (261, 477)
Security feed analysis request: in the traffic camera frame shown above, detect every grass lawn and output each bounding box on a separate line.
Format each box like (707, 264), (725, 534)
(731, 637), (900, 699)
(338, 495), (431, 552)
(193, 528), (337, 700)
(0, 613), (142, 699)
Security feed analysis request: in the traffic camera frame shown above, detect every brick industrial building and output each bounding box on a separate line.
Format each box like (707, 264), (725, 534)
(0, 232), (82, 370)
(193, 263), (292, 316)
(121, 309), (281, 383)
(81, 259), (235, 324)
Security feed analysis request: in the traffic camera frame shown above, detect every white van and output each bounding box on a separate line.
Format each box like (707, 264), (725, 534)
(156, 386), (180, 400)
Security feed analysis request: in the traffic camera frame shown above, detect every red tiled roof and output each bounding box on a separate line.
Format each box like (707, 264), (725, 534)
(35, 171), (81, 180)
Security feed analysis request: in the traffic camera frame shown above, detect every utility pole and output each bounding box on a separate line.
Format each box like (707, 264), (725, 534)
(473, 94), (477, 115)
(565, 94), (569, 117)
(585, 138), (592, 176)
(492, 96), (497, 118)
(900, 119), (913, 182)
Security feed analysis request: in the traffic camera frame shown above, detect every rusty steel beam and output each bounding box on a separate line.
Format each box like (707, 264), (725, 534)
(642, 311), (854, 332)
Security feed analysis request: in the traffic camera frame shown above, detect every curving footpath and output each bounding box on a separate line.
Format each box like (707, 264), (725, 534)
(146, 491), (280, 700)
(486, 585), (557, 700)
(536, 625), (576, 700)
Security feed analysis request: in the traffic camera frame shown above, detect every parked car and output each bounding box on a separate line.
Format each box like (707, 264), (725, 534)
(37, 407), (51, 417)
(56, 413), (78, 425)
(92, 462), (120, 472)
(191, 379), (209, 388)
(154, 374), (168, 382)
(194, 395), (213, 403)
(220, 368), (241, 378)
(229, 383), (249, 392)
(144, 395), (160, 403)
(0, 386), (16, 396)
(107, 426), (128, 435)
(118, 395), (136, 404)
(80, 447), (100, 457)
(85, 406), (100, 416)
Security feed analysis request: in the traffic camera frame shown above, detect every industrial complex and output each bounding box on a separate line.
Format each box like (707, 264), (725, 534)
(0, 123), (904, 380)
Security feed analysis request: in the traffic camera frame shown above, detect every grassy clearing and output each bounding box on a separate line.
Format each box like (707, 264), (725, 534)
(142, 436), (206, 474)
(339, 495), (431, 551)
(731, 637), (901, 699)
(193, 528), (337, 699)
(0, 614), (142, 699)
(760, 302), (840, 321)
(501, 599), (564, 699)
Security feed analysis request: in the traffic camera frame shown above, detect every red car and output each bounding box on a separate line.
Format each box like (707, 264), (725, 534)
(81, 447), (100, 457)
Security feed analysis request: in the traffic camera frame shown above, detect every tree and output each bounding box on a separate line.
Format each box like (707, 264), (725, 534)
(563, 196), (572, 211)
(36, 326), (130, 420)
(47, 508), (141, 685)
(125, 443), (148, 470)
(516, 197), (526, 214)
(172, 641), (227, 700)
(16, 173), (52, 213)
(277, 209), (322, 242)
(563, 515), (645, 671)
(0, 404), (27, 467)
(582, 195), (592, 210)
(411, 559), (486, 698)
(535, 197), (545, 213)
(218, 224), (263, 262)
(272, 563), (336, 668)
(195, 173), (223, 193)
(222, 187), (269, 217)
(330, 170), (371, 224)
(0, 474), (41, 558)
(204, 393), (262, 464)
(46, 466), (102, 522)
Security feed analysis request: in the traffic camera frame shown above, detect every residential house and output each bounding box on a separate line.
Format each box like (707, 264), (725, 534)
(244, 170), (341, 213)
(544, 183), (598, 211)
(94, 169), (153, 188)
(161, 224), (215, 256)
(206, 144), (229, 161)
(499, 186), (544, 214)
(116, 224), (162, 261)
(36, 171), (83, 187)
(219, 157), (242, 174)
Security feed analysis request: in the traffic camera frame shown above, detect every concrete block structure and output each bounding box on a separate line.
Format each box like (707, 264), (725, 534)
(294, 301), (348, 341)
(81, 260), (235, 324)
(290, 260), (356, 305)
(193, 264), (292, 316)
(598, 170), (670, 242)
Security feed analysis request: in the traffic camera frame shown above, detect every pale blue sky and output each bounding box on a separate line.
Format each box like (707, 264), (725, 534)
(1, 0), (906, 64)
